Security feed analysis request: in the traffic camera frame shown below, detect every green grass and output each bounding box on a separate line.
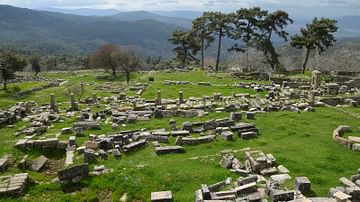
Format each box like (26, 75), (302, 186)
(0, 70), (360, 201)
(0, 81), (49, 108)
(142, 71), (268, 99)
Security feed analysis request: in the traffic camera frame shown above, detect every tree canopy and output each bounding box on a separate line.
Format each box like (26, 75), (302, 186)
(168, 7), (293, 72)
(291, 17), (338, 73)
(192, 13), (215, 68)
(0, 51), (27, 90)
(206, 12), (231, 71)
(168, 30), (200, 69)
(30, 54), (41, 76)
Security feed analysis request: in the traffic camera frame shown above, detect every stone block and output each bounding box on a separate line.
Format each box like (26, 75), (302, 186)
(0, 156), (9, 172)
(271, 190), (294, 202)
(58, 164), (89, 182)
(221, 131), (233, 141)
(241, 131), (257, 139)
(155, 146), (185, 155)
(151, 191), (173, 202)
(30, 155), (48, 172)
(295, 177), (311, 194)
(235, 182), (257, 195)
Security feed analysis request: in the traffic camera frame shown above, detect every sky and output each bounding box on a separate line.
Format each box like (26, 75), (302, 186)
(0, 0), (359, 18)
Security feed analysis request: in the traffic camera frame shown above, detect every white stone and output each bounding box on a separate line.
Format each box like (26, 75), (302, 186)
(270, 174), (292, 183)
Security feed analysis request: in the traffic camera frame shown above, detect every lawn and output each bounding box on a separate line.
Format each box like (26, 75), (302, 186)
(0, 70), (359, 201)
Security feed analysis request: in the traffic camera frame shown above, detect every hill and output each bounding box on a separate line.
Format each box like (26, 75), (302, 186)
(336, 15), (360, 37)
(36, 7), (122, 16)
(0, 5), (185, 57)
(110, 11), (192, 27)
(0, 5), (360, 59)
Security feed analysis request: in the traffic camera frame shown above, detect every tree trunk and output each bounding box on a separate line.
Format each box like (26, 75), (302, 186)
(246, 47), (249, 69)
(126, 71), (130, 83)
(112, 67), (116, 77)
(182, 48), (188, 69)
(3, 79), (7, 91)
(216, 28), (223, 72)
(1, 69), (6, 91)
(201, 34), (205, 69)
(302, 48), (310, 74)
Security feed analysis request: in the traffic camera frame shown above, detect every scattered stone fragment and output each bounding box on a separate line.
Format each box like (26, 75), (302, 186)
(17, 155), (29, 169)
(271, 174), (292, 184)
(74, 127), (84, 136)
(65, 148), (75, 166)
(84, 149), (96, 163)
(333, 191), (351, 202)
(73, 121), (101, 130)
(277, 165), (289, 174)
(0, 173), (29, 196)
(340, 177), (356, 188)
(0, 156), (10, 172)
(61, 127), (73, 134)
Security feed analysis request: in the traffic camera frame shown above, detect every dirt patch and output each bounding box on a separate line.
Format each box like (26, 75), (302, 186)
(44, 158), (65, 176)
(97, 189), (113, 202)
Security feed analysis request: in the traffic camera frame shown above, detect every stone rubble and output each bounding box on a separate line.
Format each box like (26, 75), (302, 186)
(0, 173), (29, 196)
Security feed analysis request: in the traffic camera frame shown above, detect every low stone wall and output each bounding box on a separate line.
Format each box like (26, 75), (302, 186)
(15, 82), (60, 97)
(321, 97), (360, 106)
(332, 126), (358, 150)
(15, 138), (68, 150)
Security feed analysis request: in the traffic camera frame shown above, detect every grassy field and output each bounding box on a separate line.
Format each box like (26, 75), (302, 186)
(0, 70), (359, 201)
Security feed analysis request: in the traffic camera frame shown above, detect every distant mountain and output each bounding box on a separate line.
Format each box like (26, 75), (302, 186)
(153, 11), (203, 19)
(0, 5), (359, 59)
(36, 7), (122, 16)
(39, 7), (203, 19)
(336, 16), (360, 37)
(0, 5), (186, 57)
(285, 16), (360, 38)
(110, 11), (192, 28)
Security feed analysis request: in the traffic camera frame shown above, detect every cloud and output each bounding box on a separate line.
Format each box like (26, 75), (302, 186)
(0, 0), (107, 8)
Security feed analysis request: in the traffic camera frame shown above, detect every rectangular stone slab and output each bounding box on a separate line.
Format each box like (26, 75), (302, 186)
(171, 130), (190, 137)
(30, 155), (48, 172)
(123, 139), (147, 153)
(58, 164), (89, 181)
(235, 182), (257, 195)
(151, 191), (173, 202)
(349, 136), (360, 143)
(340, 177), (357, 187)
(270, 174), (292, 183)
(155, 146), (185, 155)
(333, 191), (351, 201)
(73, 121), (101, 130)
(0, 156), (9, 172)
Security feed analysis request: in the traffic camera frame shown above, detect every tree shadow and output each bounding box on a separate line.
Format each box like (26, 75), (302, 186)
(20, 147), (66, 159)
(95, 74), (126, 82)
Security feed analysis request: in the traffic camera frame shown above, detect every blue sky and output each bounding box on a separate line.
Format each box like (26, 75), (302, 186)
(0, 0), (359, 18)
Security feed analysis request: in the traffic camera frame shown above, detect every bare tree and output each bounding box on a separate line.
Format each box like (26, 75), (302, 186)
(90, 44), (142, 82)
(116, 47), (142, 83)
(89, 44), (122, 77)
